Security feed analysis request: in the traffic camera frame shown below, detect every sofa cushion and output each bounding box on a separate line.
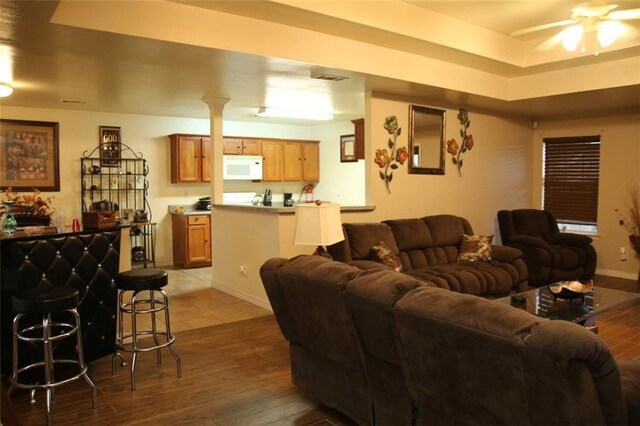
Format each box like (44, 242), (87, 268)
(406, 260), (517, 296)
(370, 241), (403, 272)
(343, 223), (399, 260)
(422, 215), (472, 247)
(383, 219), (433, 251)
(457, 234), (493, 262)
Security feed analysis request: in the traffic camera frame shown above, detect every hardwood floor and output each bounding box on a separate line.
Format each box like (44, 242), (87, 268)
(2, 271), (639, 425)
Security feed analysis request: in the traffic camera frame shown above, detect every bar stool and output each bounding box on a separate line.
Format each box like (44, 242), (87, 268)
(112, 268), (181, 390)
(7, 286), (97, 426)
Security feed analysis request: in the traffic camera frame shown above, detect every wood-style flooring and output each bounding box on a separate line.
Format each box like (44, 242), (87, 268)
(2, 271), (639, 425)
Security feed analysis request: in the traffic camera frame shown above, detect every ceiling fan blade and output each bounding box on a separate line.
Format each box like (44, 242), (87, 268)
(608, 8), (640, 20)
(510, 19), (576, 37)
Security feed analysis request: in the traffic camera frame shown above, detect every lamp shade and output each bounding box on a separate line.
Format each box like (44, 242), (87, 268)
(294, 203), (344, 246)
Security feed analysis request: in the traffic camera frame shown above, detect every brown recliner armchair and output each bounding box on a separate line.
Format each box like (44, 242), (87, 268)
(497, 209), (596, 287)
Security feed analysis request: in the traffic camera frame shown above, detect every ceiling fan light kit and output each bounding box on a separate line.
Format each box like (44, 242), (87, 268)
(0, 82), (13, 97)
(511, 1), (639, 53)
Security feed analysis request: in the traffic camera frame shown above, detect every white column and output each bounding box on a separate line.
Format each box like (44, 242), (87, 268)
(202, 96), (229, 205)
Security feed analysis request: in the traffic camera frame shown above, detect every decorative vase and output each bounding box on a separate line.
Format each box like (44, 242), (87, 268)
(2, 201), (18, 236)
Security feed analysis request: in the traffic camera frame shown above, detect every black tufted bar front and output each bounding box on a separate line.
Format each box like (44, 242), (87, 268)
(1, 228), (122, 375)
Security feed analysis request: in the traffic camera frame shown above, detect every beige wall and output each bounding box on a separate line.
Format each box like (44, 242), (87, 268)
(1, 106), (355, 268)
(363, 96), (533, 236)
(3, 102), (637, 309)
(533, 113), (640, 279)
(209, 94), (535, 307)
(1, 106), (212, 267)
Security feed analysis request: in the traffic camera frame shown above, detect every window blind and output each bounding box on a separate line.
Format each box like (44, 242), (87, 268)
(543, 135), (600, 226)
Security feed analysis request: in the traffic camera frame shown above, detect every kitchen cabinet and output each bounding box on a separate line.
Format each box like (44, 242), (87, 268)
(169, 134), (210, 183)
(171, 214), (212, 268)
(223, 137), (262, 155)
(261, 140), (284, 182)
(351, 118), (365, 160)
(283, 140), (319, 182)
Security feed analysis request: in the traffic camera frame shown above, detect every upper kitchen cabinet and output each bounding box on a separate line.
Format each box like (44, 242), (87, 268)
(261, 139), (284, 182)
(351, 118), (365, 160)
(223, 137), (262, 156)
(283, 140), (319, 182)
(169, 134), (210, 183)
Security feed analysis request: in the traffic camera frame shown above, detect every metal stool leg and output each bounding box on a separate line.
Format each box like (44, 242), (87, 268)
(42, 314), (53, 426)
(150, 290), (162, 364)
(160, 289), (181, 378)
(7, 313), (22, 398)
(112, 290), (127, 374)
(130, 290), (139, 391)
(72, 309), (97, 408)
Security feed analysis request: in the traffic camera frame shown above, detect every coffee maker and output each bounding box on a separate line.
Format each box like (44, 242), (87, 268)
(284, 193), (294, 207)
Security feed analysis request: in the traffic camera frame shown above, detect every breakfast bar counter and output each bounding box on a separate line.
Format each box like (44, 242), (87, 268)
(0, 227), (128, 374)
(212, 203), (376, 214)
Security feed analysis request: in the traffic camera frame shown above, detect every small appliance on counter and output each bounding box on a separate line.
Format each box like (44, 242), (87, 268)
(284, 193), (294, 207)
(134, 210), (148, 222)
(196, 196), (211, 211)
(131, 246), (145, 262)
(263, 189), (272, 206)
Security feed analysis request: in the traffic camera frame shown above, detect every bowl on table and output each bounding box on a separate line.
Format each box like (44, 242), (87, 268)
(548, 280), (593, 300)
(23, 225), (45, 236)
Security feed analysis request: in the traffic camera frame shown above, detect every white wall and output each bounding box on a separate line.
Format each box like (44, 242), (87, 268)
(0, 106), (357, 267)
(313, 121), (366, 206)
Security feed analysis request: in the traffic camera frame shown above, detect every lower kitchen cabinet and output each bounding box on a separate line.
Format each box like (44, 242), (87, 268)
(171, 214), (212, 268)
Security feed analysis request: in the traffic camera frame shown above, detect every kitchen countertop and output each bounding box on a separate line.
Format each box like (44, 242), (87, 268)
(212, 203), (376, 214)
(168, 205), (212, 215)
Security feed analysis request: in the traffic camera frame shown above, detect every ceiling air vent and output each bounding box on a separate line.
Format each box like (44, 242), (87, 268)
(311, 72), (349, 82)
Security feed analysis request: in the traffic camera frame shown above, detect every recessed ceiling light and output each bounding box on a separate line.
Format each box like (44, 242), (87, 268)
(0, 82), (13, 97)
(255, 107), (333, 121)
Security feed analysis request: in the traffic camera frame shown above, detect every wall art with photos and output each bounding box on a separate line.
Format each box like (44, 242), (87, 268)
(340, 134), (357, 162)
(0, 119), (60, 191)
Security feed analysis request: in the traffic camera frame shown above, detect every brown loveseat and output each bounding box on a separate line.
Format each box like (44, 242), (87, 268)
(497, 209), (597, 287)
(327, 214), (528, 297)
(260, 255), (640, 425)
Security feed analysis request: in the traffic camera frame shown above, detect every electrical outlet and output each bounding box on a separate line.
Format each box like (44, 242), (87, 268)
(239, 265), (248, 276)
(620, 247), (627, 261)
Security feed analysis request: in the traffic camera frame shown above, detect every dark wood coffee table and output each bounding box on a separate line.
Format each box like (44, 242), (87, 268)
(497, 285), (640, 328)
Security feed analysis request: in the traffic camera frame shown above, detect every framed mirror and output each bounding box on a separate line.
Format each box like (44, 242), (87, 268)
(408, 105), (446, 175)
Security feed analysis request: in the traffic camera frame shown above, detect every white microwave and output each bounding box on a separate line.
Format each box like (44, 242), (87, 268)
(223, 155), (263, 180)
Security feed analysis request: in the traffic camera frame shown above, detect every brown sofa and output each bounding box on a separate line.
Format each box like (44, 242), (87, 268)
(260, 255), (640, 425)
(328, 214), (528, 297)
(497, 209), (597, 287)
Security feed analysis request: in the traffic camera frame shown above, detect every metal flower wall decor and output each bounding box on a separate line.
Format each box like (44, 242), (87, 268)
(375, 115), (407, 194)
(446, 108), (474, 176)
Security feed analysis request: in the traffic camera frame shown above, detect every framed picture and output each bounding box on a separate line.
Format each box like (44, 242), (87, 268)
(99, 126), (121, 167)
(340, 134), (357, 162)
(0, 119), (60, 191)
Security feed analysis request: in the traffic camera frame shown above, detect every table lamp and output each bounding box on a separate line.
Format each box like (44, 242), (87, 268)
(293, 202), (344, 258)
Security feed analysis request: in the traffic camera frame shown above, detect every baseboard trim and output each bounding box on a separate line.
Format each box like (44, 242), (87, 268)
(596, 268), (638, 281)
(209, 280), (273, 312)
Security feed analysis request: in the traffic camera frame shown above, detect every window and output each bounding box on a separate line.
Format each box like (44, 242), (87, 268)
(543, 135), (600, 232)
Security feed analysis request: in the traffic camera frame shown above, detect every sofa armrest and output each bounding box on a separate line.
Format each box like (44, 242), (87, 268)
(549, 232), (593, 246)
(346, 260), (392, 271)
(509, 234), (553, 250)
(490, 245), (523, 263)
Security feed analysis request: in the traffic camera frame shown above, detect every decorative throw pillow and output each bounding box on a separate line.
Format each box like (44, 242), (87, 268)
(370, 241), (403, 272)
(457, 234), (493, 262)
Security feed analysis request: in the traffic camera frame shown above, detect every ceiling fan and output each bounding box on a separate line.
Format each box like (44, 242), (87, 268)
(511, 1), (640, 52)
